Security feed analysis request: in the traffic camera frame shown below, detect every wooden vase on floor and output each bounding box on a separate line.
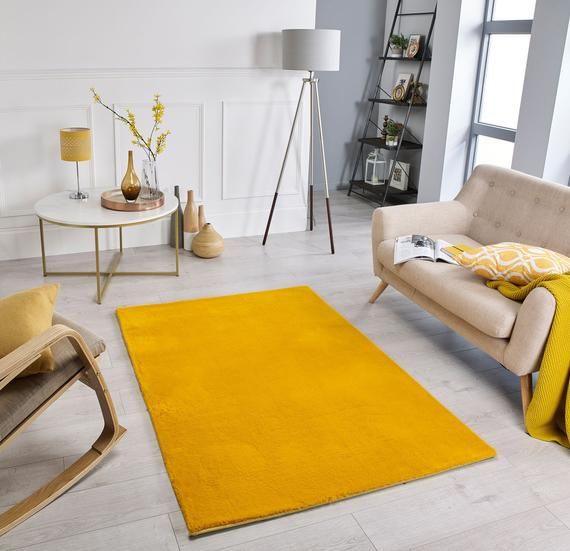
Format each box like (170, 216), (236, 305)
(170, 185), (184, 248)
(183, 190), (199, 251)
(192, 223), (223, 258)
(121, 150), (141, 202)
(198, 205), (206, 231)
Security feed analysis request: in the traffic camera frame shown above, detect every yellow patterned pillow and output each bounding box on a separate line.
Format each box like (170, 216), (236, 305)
(450, 242), (570, 285)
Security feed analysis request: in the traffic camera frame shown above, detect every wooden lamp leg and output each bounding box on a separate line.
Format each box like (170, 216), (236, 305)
(369, 281), (389, 304)
(520, 373), (533, 418)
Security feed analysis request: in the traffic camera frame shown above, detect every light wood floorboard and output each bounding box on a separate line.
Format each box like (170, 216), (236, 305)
(1, 192), (569, 550)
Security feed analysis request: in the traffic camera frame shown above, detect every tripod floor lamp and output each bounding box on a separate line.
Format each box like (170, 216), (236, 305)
(262, 28), (341, 255)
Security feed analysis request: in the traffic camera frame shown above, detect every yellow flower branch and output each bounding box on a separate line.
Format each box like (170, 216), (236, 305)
(90, 88), (171, 161)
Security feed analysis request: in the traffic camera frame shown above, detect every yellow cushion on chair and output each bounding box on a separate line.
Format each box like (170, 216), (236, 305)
(0, 284), (59, 377)
(449, 242), (570, 285)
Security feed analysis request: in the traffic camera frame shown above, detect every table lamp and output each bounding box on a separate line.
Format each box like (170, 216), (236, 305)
(262, 28), (341, 254)
(60, 127), (92, 199)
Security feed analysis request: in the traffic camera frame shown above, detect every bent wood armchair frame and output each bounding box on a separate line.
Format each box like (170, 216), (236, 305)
(0, 324), (126, 536)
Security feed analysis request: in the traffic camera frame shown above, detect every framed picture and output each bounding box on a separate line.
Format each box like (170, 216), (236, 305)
(406, 34), (423, 58)
(389, 160), (410, 191)
(391, 73), (414, 102)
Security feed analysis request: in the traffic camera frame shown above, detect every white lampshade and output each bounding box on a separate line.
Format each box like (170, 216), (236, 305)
(282, 29), (341, 72)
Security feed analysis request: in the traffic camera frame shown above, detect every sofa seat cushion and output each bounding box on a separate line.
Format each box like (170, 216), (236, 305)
(0, 314), (105, 442)
(377, 234), (521, 339)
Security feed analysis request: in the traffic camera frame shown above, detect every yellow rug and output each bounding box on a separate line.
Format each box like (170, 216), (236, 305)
(117, 286), (495, 535)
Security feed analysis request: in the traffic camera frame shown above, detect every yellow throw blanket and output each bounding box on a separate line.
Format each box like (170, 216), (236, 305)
(487, 274), (570, 446)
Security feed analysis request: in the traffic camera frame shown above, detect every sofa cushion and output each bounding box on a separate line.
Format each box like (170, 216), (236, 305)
(377, 234), (521, 339)
(0, 315), (105, 442)
(451, 242), (570, 285)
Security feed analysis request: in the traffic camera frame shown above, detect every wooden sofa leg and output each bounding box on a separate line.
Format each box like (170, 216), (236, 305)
(0, 361), (126, 537)
(369, 281), (389, 304)
(520, 373), (534, 417)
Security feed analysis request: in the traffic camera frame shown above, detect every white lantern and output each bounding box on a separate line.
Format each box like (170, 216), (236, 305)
(364, 149), (386, 185)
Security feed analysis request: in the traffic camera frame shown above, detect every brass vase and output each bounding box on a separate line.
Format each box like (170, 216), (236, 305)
(192, 223), (224, 258)
(121, 150), (141, 202)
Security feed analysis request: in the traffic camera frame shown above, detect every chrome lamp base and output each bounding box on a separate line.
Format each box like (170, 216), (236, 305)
(69, 190), (89, 200)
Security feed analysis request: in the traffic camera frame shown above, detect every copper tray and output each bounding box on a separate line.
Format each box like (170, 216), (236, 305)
(101, 189), (165, 211)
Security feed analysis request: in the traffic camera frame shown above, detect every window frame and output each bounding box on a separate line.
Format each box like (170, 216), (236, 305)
(465, 0), (534, 178)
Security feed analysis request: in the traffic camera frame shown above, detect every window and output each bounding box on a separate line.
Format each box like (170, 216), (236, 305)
(466, 0), (535, 174)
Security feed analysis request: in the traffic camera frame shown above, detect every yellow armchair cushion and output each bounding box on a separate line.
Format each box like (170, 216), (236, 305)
(449, 242), (570, 286)
(0, 284), (59, 377)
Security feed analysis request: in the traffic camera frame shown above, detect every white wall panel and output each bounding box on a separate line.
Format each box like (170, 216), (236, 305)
(0, 105), (93, 217)
(222, 101), (303, 200)
(114, 102), (205, 202)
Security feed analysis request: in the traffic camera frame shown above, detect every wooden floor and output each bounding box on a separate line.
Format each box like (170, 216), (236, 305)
(1, 191), (570, 550)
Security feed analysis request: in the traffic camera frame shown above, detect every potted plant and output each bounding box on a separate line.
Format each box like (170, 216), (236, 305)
(389, 34), (408, 57)
(385, 119), (404, 147)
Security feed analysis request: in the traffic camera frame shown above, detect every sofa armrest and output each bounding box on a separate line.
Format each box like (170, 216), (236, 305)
(504, 287), (555, 376)
(371, 200), (471, 269)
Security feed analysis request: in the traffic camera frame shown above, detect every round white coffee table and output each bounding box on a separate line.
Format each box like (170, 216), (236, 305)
(35, 188), (180, 304)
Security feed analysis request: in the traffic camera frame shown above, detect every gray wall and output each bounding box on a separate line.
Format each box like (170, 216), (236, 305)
(315, 0), (386, 189)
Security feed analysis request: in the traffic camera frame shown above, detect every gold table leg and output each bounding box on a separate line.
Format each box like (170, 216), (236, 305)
(39, 215), (179, 304)
(39, 218), (47, 277)
(94, 228), (101, 304)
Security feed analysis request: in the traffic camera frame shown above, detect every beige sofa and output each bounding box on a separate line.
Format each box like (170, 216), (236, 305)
(370, 164), (570, 414)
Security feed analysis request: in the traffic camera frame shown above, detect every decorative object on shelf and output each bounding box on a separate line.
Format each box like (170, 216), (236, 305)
(60, 127), (92, 200)
(411, 82), (427, 104)
(388, 160), (410, 191)
(391, 73), (414, 102)
(381, 115), (389, 140)
(406, 34), (423, 59)
(121, 150), (141, 202)
(170, 185), (184, 248)
(198, 204), (206, 231)
(183, 189), (200, 251)
(262, 28), (340, 255)
(389, 33), (408, 57)
(91, 89), (171, 199)
(101, 189), (164, 211)
(192, 223), (223, 258)
(365, 149), (386, 185)
(385, 119), (404, 147)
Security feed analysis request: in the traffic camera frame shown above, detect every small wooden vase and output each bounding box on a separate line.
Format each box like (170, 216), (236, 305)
(121, 150), (141, 202)
(198, 204), (206, 230)
(183, 190), (199, 251)
(192, 223), (223, 258)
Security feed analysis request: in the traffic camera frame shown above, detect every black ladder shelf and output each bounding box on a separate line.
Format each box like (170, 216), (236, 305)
(347, 1), (437, 206)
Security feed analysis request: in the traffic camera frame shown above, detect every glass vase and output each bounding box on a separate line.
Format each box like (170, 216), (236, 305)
(140, 158), (160, 200)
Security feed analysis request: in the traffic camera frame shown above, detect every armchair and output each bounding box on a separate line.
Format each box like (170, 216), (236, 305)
(0, 314), (126, 536)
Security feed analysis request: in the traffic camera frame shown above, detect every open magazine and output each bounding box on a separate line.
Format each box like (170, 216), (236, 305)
(394, 234), (458, 265)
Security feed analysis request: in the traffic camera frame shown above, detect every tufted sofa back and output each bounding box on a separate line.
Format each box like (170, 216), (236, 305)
(456, 165), (570, 256)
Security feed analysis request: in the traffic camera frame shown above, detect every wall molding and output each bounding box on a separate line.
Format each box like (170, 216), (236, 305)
(112, 101), (205, 201)
(0, 103), (94, 219)
(221, 100), (304, 201)
(0, 67), (300, 81)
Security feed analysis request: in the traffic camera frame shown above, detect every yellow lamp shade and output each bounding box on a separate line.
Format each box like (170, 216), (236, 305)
(60, 127), (92, 162)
